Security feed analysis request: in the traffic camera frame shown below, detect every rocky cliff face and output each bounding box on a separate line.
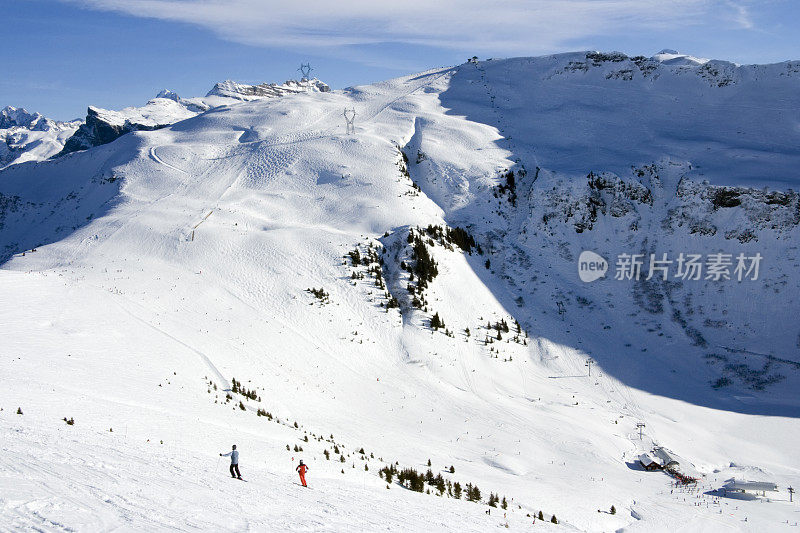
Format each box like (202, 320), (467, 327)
(57, 103), (183, 156)
(205, 78), (330, 100)
(515, 162), (799, 391)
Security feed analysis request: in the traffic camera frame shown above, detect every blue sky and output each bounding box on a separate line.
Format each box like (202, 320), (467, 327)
(3, 0), (798, 121)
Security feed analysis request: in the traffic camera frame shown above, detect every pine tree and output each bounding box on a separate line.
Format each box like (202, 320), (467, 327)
(380, 465), (397, 484)
(449, 465), (455, 474)
(16, 407), (22, 415)
(501, 497), (507, 509)
(435, 476), (445, 495)
(550, 515), (558, 524)
(465, 483), (481, 502)
(425, 468), (435, 484)
(538, 511), (544, 521)
(412, 473), (425, 492)
(610, 505), (616, 515)
(453, 482), (462, 499)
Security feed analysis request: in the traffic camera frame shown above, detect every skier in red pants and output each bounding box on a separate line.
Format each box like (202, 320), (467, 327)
(296, 460), (308, 487)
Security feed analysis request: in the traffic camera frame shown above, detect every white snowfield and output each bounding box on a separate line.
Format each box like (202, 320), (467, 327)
(1, 51), (799, 532)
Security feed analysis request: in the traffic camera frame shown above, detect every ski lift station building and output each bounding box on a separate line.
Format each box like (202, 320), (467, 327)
(653, 447), (679, 471)
(723, 479), (778, 497)
(638, 453), (662, 471)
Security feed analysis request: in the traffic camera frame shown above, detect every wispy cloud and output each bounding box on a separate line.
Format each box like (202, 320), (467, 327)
(63, 0), (756, 53)
(726, 1), (754, 29)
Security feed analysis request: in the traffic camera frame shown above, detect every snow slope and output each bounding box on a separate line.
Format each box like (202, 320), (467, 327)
(0, 278), (518, 532)
(58, 78), (331, 157)
(1, 51), (799, 532)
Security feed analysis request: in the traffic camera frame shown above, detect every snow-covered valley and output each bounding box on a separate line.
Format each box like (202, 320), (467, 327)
(1, 51), (799, 532)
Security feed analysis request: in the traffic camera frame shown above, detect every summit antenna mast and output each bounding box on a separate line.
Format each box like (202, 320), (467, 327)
(299, 63), (313, 81)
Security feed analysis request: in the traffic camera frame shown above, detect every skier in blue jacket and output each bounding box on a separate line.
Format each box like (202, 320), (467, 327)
(220, 445), (241, 479)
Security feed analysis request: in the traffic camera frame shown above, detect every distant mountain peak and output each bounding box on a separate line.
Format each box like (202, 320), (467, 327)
(206, 78), (330, 101)
(1, 106), (82, 169)
(1, 106), (48, 131)
(155, 89), (181, 102)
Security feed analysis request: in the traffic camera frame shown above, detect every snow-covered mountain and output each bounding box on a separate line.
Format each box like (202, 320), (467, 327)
(0, 106), (81, 169)
(58, 78), (331, 157)
(1, 51), (799, 532)
(57, 98), (199, 156)
(0, 78), (331, 167)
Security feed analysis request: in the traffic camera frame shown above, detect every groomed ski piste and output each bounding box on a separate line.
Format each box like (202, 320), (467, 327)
(1, 51), (800, 531)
